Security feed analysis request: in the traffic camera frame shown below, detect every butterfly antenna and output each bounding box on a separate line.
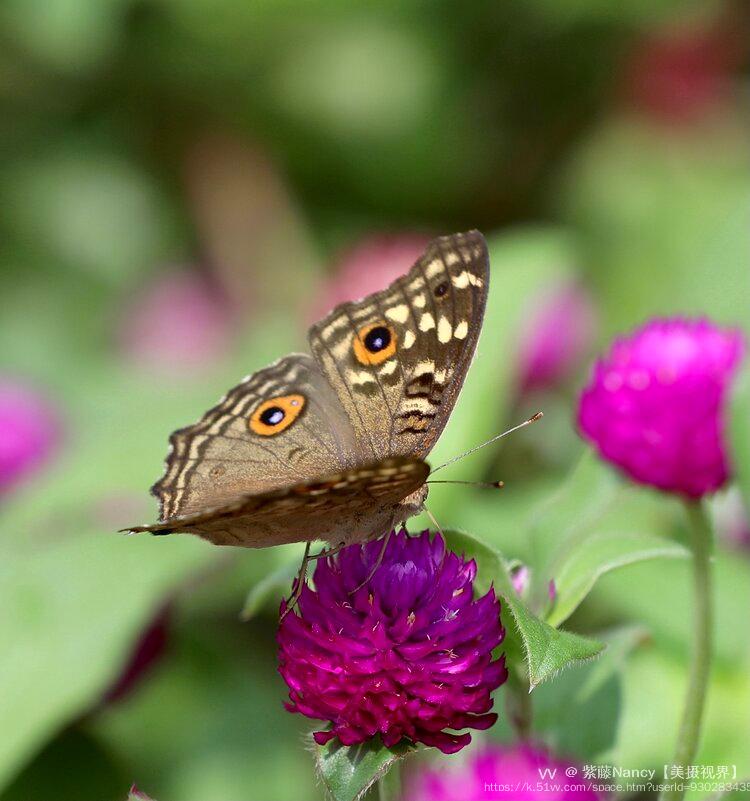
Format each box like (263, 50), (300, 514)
(429, 412), (543, 476)
(427, 479), (504, 489)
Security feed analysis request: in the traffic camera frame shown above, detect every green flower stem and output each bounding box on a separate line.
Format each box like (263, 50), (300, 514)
(661, 500), (714, 801)
(505, 666), (533, 739)
(378, 760), (401, 801)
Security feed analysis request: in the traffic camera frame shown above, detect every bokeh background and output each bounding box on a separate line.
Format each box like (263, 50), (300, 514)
(1, 2), (749, 800)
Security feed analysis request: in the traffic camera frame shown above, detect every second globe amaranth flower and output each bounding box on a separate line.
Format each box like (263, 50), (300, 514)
(278, 530), (507, 754)
(408, 743), (602, 800)
(578, 318), (744, 498)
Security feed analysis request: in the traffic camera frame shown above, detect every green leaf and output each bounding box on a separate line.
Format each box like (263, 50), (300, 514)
(240, 561), (297, 621)
(505, 591), (605, 690)
(533, 625), (648, 760)
(528, 451), (622, 584)
(314, 737), (411, 801)
(441, 529), (604, 689)
(545, 530), (689, 628)
(730, 366), (750, 518)
(0, 531), (214, 792)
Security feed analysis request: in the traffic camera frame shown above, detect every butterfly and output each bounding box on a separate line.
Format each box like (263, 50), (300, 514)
(124, 230), (489, 550)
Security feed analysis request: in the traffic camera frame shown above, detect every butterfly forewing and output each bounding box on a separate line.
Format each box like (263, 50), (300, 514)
(127, 457), (430, 547)
(308, 230), (489, 462)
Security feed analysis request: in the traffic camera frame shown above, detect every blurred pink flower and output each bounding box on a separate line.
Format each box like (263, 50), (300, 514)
(311, 233), (431, 320)
(0, 378), (61, 495)
(120, 270), (233, 376)
(624, 18), (739, 124)
(578, 318), (744, 498)
(517, 283), (597, 393)
(408, 743), (602, 800)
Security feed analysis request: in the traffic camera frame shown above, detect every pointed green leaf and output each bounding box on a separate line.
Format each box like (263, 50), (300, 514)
(441, 529), (604, 689)
(505, 592), (604, 689)
(545, 530), (689, 627)
(314, 737), (411, 801)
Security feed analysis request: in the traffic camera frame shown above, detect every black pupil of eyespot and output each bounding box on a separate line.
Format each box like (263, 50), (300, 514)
(364, 326), (391, 353)
(435, 282), (448, 297)
(260, 406), (285, 426)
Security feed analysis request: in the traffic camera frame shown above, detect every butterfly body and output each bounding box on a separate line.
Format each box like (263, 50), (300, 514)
(125, 231), (489, 548)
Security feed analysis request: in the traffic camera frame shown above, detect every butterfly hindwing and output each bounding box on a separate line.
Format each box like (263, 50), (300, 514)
(128, 457), (429, 548)
(308, 230), (489, 462)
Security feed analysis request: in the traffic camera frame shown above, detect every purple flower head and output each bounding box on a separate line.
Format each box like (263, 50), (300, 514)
(578, 318), (744, 498)
(518, 282), (597, 393)
(0, 378), (61, 495)
(408, 743), (602, 800)
(278, 530), (507, 754)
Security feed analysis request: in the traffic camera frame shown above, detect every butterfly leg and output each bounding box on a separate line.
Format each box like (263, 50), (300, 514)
(280, 541), (312, 621)
(348, 529), (392, 595)
(280, 540), (349, 620)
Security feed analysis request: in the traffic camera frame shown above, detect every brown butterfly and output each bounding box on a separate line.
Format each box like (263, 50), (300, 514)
(124, 231), (489, 551)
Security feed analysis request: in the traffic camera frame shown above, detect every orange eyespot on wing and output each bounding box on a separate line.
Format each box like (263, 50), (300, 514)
(249, 394), (306, 436)
(352, 322), (398, 366)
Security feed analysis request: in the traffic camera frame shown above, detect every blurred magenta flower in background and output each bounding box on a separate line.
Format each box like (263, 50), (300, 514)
(119, 270), (233, 376)
(278, 530), (507, 754)
(310, 233), (430, 320)
(578, 318), (744, 498)
(0, 378), (61, 495)
(517, 282), (597, 393)
(407, 743), (601, 800)
(624, 14), (739, 125)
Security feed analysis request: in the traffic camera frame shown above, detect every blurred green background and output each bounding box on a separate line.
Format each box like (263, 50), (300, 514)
(1, 1), (749, 800)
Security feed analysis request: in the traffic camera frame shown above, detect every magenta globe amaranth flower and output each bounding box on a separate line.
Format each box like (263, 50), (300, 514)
(0, 378), (61, 494)
(278, 530), (507, 754)
(408, 743), (602, 800)
(578, 318), (744, 498)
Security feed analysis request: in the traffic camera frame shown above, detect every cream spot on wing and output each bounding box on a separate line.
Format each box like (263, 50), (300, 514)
(413, 359), (436, 377)
(331, 337), (353, 358)
(321, 316), (349, 339)
(400, 397), (434, 414)
(425, 259), (445, 279)
(444, 250), (460, 266)
(452, 271), (470, 289)
(349, 370), (377, 386)
(468, 274), (483, 287)
(385, 304), (409, 324)
(378, 360), (398, 376)
(408, 277), (425, 292)
(437, 316), (452, 343)
(403, 330), (416, 349)
(453, 321), (469, 340)
(434, 368), (449, 383)
(419, 313), (435, 332)
(412, 293), (426, 308)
